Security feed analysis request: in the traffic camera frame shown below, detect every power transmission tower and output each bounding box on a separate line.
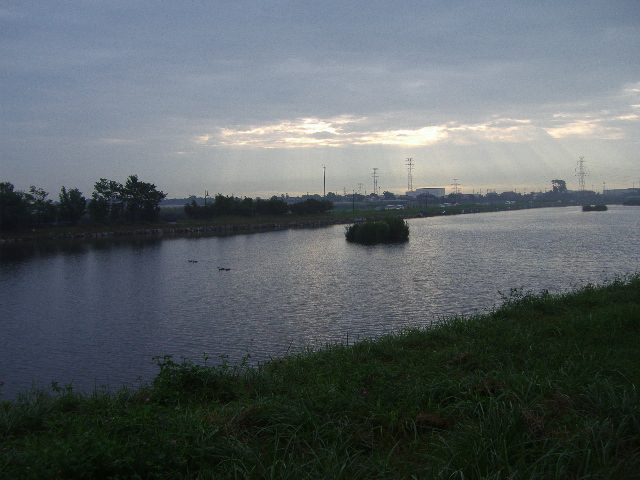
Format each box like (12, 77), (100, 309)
(575, 157), (587, 192)
(322, 165), (326, 197)
(452, 178), (460, 203)
(406, 158), (414, 191)
(372, 168), (379, 195)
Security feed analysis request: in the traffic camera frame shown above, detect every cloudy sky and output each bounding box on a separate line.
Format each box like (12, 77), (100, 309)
(2, 1), (639, 199)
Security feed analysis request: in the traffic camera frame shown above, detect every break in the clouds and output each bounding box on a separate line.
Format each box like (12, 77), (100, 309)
(1, 1), (639, 197)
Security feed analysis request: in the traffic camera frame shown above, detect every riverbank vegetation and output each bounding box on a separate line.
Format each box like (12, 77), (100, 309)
(1, 275), (638, 478)
(2, 193), (582, 243)
(345, 217), (410, 244)
(1, 178), (337, 240)
(0, 176), (167, 231)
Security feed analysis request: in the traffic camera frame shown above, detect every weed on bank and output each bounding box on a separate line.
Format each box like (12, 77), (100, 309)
(1, 275), (639, 479)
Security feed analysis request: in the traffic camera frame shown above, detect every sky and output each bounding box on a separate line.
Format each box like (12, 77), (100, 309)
(2, 1), (639, 199)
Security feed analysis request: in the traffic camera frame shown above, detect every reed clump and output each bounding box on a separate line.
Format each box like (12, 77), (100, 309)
(1, 275), (639, 478)
(345, 216), (409, 244)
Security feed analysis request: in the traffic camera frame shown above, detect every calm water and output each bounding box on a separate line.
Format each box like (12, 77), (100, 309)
(1, 206), (638, 398)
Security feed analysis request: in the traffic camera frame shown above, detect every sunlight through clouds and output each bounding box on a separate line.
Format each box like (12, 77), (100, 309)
(2, 2), (638, 196)
(196, 104), (639, 155)
(207, 118), (451, 148)
(197, 117), (553, 148)
(545, 111), (633, 140)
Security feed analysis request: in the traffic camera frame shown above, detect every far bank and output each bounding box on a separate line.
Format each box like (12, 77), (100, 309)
(1, 200), (576, 243)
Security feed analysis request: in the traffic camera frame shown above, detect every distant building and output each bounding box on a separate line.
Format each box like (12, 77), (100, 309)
(605, 188), (640, 197)
(406, 187), (446, 198)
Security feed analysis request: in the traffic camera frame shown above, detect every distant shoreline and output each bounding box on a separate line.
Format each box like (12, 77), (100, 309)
(0, 201), (576, 244)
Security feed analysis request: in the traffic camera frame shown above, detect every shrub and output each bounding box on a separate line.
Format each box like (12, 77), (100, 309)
(345, 217), (409, 244)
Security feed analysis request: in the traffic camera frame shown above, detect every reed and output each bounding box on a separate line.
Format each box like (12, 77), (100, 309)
(345, 216), (410, 244)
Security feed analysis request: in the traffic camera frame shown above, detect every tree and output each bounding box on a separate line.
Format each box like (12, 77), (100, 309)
(184, 199), (202, 218)
(237, 197), (254, 217)
(58, 187), (87, 225)
(289, 198), (333, 215)
(87, 175), (165, 223)
(27, 186), (56, 226)
(0, 182), (30, 230)
(255, 197), (289, 215)
(326, 192), (339, 201)
(212, 194), (236, 216)
(121, 175), (166, 222)
(383, 191), (396, 200)
(552, 179), (567, 195)
(88, 178), (124, 223)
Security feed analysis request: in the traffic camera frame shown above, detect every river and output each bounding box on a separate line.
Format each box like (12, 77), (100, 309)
(1, 205), (638, 398)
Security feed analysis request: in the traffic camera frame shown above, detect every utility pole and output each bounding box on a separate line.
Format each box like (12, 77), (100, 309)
(372, 168), (379, 196)
(406, 158), (414, 192)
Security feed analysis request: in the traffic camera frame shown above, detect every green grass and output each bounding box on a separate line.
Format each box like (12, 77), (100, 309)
(2, 275), (639, 479)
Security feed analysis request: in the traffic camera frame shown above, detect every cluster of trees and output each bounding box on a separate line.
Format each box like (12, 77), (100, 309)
(0, 182), (85, 230)
(184, 196), (333, 219)
(87, 176), (166, 223)
(0, 175), (166, 231)
(184, 195), (288, 218)
(289, 198), (333, 215)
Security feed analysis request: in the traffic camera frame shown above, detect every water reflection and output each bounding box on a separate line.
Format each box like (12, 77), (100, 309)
(1, 206), (639, 398)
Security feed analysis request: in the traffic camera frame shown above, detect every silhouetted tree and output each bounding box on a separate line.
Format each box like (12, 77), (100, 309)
(0, 182), (30, 230)
(289, 198), (333, 214)
(27, 186), (56, 226)
(255, 197), (289, 215)
(121, 175), (166, 222)
(88, 178), (124, 223)
(58, 187), (87, 225)
(88, 175), (165, 223)
(237, 197), (254, 216)
(552, 179), (567, 195)
(383, 191), (396, 200)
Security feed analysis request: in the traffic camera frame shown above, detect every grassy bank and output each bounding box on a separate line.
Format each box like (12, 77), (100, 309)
(1, 275), (639, 479)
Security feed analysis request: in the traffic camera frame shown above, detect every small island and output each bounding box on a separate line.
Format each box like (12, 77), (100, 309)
(345, 217), (409, 244)
(582, 204), (608, 212)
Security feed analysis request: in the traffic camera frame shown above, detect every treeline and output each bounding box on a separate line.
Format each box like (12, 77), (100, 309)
(1, 177), (335, 231)
(184, 196), (333, 219)
(0, 175), (166, 231)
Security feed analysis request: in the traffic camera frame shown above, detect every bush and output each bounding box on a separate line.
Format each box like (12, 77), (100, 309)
(345, 217), (409, 244)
